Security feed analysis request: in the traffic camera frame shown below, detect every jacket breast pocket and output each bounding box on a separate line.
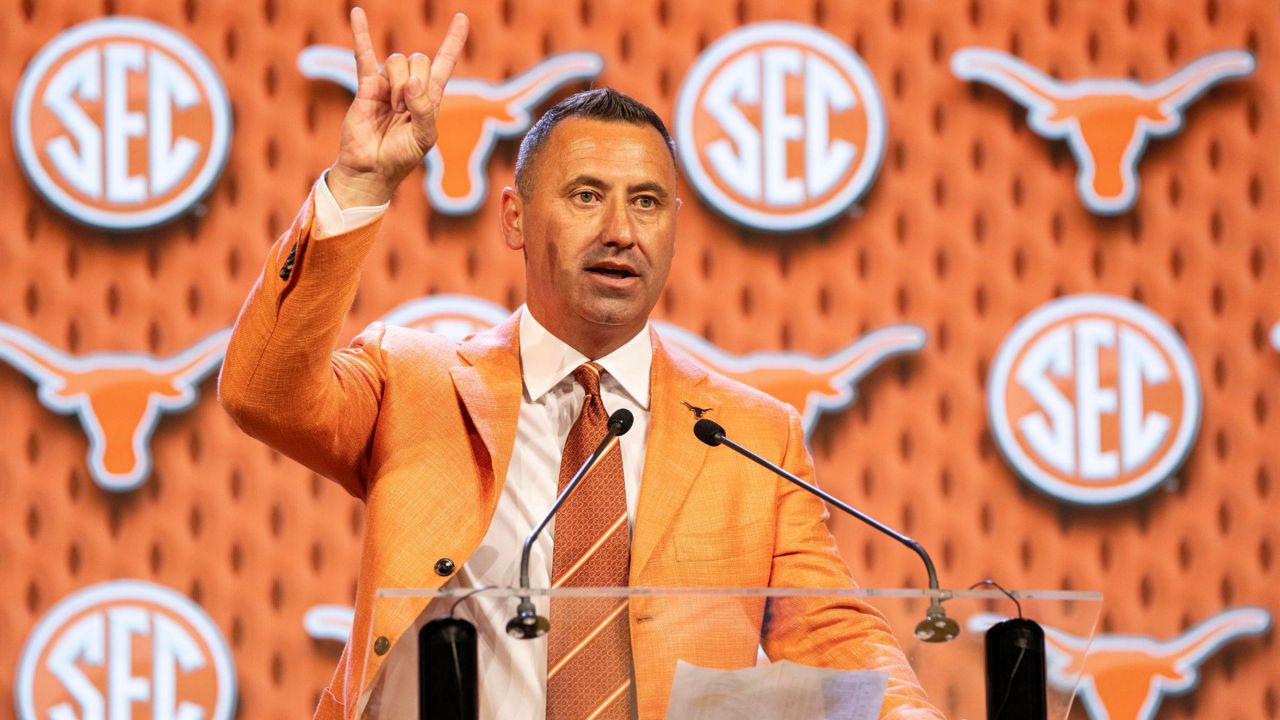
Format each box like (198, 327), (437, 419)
(674, 519), (772, 563)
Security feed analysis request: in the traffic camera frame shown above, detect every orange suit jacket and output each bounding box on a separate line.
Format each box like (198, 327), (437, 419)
(219, 191), (942, 720)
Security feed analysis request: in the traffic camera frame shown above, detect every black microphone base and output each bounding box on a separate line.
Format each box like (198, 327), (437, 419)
(984, 617), (1047, 720)
(420, 617), (478, 720)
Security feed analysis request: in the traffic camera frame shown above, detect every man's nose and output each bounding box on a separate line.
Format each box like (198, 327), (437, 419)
(601, 198), (637, 248)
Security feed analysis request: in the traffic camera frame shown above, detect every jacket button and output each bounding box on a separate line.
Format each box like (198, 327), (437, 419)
(434, 557), (456, 576)
(278, 243), (298, 280)
(373, 636), (390, 656)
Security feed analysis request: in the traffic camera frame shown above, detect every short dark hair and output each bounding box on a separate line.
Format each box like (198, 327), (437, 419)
(514, 88), (676, 196)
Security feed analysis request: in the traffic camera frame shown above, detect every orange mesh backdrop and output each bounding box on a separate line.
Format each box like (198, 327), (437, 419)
(1, 0), (1277, 718)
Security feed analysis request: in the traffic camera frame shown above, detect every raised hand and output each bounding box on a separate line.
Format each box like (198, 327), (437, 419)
(328, 7), (469, 208)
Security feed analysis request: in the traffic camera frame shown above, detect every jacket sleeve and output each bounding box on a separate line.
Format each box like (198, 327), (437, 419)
(217, 188), (388, 500)
(762, 407), (945, 720)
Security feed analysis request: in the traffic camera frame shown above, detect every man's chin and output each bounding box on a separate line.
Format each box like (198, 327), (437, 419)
(578, 300), (651, 331)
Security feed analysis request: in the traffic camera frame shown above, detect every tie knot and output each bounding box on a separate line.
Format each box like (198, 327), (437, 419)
(573, 362), (604, 398)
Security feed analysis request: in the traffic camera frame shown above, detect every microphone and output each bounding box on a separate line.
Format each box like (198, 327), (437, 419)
(419, 616), (477, 720)
(693, 418), (959, 643)
(506, 408), (635, 639)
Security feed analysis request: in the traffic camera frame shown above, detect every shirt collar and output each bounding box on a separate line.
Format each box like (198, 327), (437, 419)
(518, 306), (652, 409)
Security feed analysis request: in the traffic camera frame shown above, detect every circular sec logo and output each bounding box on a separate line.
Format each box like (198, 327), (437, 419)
(988, 295), (1202, 506)
(13, 17), (232, 230)
(16, 581), (237, 720)
(674, 22), (886, 232)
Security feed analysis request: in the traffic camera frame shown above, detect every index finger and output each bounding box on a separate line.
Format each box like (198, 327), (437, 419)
(350, 7), (380, 82)
(426, 13), (470, 105)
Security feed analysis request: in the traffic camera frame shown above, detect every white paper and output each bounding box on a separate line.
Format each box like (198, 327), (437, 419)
(665, 660), (889, 720)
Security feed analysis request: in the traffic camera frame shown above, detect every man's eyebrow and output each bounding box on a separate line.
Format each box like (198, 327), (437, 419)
(561, 175), (609, 192)
(628, 181), (671, 199)
(560, 176), (671, 200)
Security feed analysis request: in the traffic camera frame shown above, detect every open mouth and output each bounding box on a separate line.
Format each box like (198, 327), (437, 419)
(586, 263), (638, 280)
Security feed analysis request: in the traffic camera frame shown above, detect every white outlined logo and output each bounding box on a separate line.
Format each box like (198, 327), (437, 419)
(0, 325), (229, 492)
(298, 49), (603, 215)
(951, 48), (1253, 215)
(970, 608), (1271, 720)
(675, 23), (886, 232)
(988, 295), (1201, 505)
(381, 295), (924, 436)
(16, 581), (237, 720)
(13, 17), (232, 230)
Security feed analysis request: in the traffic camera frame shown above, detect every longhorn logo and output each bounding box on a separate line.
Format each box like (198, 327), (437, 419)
(0, 325), (229, 491)
(969, 608), (1272, 720)
(653, 322), (925, 434)
(951, 48), (1254, 215)
(380, 295), (925, 434)
(303, 605), (355, 643)
(298, 49), (603, 215)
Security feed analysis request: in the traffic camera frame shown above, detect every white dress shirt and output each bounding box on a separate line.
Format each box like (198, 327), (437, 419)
(313, 175), (652, 719)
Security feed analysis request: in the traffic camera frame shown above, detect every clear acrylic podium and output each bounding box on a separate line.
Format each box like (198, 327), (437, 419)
(359, 587), (1101, 719)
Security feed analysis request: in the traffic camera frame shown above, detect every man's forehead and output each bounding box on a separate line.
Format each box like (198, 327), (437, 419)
(542, 118), (676, 182)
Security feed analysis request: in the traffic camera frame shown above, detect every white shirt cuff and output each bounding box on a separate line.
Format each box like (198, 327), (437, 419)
(312, 170), (391, 239)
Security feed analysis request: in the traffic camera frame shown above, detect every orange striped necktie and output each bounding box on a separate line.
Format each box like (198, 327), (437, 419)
(546, 362), (633, 720)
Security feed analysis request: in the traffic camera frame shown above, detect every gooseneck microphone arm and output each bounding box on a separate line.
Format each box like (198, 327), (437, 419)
(693, 419), (939, 589)
(506, 408), (635, 639)
(693, 418), (958, 643)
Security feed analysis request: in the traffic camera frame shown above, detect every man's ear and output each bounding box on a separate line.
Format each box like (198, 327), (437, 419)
(500, 187), (524, 250)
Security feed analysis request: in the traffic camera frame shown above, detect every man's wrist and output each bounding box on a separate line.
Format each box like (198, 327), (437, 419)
(326, 164), (395, 209)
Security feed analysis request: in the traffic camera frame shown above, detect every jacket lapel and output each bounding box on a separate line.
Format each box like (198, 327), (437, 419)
(631, 328), (712, 581)
(450, 310), (523, 489)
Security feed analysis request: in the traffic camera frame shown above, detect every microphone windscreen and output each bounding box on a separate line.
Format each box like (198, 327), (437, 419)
(693, 418), (726, 446)
(608, 408), (635, 435)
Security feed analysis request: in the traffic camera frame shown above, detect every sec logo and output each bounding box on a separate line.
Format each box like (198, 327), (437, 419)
(12, 17), (231, 230)
(988, 295), (1201, 506)
(16, 581), (237, 720)
(675, 22), (886, 232)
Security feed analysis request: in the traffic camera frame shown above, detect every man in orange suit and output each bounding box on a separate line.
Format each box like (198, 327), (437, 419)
(219, 8), (941, 720)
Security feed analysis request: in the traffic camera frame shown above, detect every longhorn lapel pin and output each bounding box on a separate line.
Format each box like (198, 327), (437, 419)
(681, 401), (712, 418)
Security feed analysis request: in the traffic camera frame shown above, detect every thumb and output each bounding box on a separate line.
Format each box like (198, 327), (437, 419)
(405, 76), (437, 147)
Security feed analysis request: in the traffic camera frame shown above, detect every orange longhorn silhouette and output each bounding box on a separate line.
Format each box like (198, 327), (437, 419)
(0, 325), (229, 491)
(952, 49), (1254, 214)
(379, 295), (926, 435)
(653, 324), (926, 434)
(297, 48), (603, 214)
(971, 608), (1271, 720)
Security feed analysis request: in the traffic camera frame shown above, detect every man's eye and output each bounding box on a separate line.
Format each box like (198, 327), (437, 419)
(576, 191), (596, 203)
(636, 196), (656, 209)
